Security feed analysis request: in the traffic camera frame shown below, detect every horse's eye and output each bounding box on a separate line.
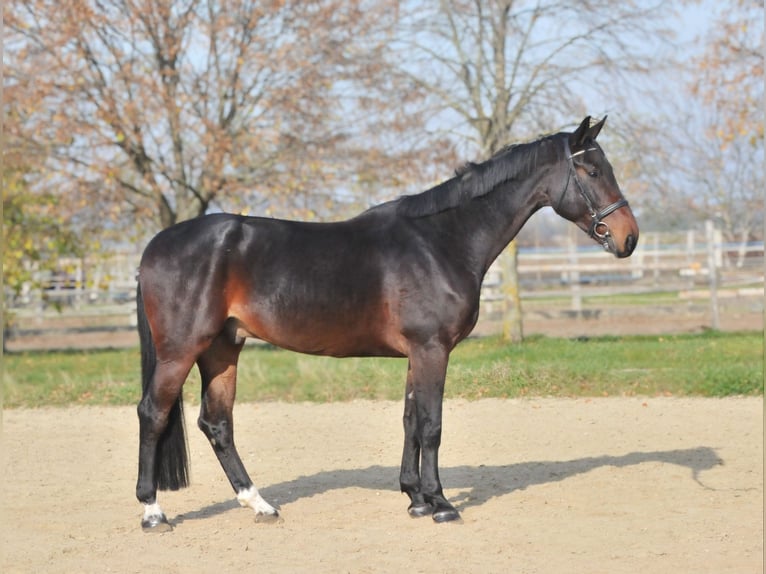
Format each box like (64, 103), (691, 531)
(588, 170), (599, 178)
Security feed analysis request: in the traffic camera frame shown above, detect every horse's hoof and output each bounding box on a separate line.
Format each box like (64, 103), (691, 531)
(432, 506), (462, 524)
(255, 511), (282, 524)
(407, 503), (434, 518)
(141, 513), (173, 532)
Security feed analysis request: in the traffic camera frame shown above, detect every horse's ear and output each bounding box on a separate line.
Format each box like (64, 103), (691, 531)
(587, 115), (607, 141)
(569, 116), (592, 148)
(569, 115), (607, 149)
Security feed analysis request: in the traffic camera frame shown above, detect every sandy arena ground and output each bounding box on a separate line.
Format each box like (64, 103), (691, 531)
(1, 397), (762, 573)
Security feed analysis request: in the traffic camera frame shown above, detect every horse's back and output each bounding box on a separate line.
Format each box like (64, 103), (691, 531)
(138, 212), (419, 357)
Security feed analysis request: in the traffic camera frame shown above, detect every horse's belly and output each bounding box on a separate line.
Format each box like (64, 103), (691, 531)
(231, 304), (407, 358)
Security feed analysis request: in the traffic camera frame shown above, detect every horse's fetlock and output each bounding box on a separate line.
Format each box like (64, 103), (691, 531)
(399, 478), (420, 495)
(136, 483), (157, 504)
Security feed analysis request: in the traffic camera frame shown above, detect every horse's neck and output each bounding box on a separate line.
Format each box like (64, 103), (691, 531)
(445, 161), (558, 278)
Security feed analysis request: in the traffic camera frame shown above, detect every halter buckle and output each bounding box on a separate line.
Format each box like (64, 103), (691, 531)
(592, 221), (611, 240)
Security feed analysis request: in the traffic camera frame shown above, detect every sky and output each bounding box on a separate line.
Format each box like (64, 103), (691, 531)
(585, 1), (716, 123)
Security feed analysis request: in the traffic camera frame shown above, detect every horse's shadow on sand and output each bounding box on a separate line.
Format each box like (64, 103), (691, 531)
(172, 446), (723, 524)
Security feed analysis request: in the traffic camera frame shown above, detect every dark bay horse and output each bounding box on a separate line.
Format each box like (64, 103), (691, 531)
(136, 116), (638, 530)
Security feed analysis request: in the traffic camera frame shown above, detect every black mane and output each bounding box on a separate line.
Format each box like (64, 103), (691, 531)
(396, 133), (564, 218)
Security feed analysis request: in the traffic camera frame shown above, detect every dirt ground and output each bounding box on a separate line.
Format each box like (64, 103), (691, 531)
(1, 398), (762, 573)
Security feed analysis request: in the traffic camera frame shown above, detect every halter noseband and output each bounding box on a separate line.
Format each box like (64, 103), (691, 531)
(560, 139), (629, 249)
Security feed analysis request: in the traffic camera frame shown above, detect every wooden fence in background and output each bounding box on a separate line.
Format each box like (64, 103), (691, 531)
(479, 224), (763, 333)
(4, 225), (763, 351)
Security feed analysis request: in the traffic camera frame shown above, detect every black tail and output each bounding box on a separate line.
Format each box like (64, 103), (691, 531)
(137, 283), (190, 491)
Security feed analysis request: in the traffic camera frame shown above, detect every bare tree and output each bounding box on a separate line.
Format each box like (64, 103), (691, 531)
(689, 0), (764, 254)
(393, 0), (671, 341)
(6, 0), (438, 237)
(628, 1), (763, 251)
(691, 0), (763, 148)
(637, 103), (763, 246)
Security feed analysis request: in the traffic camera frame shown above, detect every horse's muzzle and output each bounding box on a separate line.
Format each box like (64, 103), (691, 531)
(616, 233), (638, 259)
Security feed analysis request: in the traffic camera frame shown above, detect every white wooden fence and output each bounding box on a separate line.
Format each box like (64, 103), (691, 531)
(4, 224), (763, 350)
(478, 224), (763, 335)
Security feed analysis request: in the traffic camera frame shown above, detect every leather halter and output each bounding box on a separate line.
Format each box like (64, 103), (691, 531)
(559, 139), (629, 249)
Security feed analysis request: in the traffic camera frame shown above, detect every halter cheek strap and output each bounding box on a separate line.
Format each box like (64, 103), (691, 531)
(560, 140), (629, 246)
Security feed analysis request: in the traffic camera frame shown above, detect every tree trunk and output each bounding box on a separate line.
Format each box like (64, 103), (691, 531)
(501, 239), (523, 344)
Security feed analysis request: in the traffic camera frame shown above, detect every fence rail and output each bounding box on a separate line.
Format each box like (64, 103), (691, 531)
(4, 226), (763, 351)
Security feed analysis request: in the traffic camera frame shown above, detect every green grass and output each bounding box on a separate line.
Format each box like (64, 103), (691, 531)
(2, 347), (141, 407)
(2, 331), (762, 408)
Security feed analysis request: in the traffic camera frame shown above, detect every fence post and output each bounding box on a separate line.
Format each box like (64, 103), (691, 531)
(501, 241), (524, 343)
(705, 220), (720, 330)
(686, 230), (696, 290)
(567, 227), (582, 314)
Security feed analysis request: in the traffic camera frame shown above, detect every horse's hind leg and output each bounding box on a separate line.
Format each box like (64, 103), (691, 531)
(137, 357), (195, 531)
(196, 333), (279, 523)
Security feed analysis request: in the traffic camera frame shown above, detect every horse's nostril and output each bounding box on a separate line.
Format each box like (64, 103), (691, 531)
(625, 234), (637, 255)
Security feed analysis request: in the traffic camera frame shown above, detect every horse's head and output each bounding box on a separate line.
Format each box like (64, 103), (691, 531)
(551, 116), (638, 258)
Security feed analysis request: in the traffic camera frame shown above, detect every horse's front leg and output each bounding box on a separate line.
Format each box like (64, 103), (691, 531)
(399, 344), (461, 523)
(197, 337), (280, 523)
(400, 360), (429, 516)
